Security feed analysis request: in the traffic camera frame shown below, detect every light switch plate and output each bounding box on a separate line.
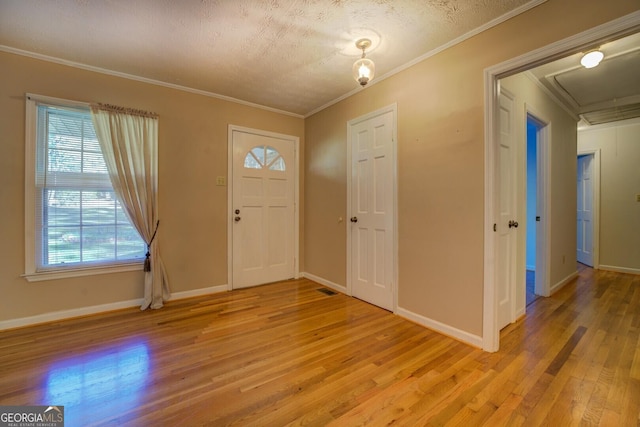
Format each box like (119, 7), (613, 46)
(216, 176), (226, 186)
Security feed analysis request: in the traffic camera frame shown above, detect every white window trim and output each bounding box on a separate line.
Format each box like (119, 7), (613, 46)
(24, 93), (143, 282)
(22, 262), (143, 282)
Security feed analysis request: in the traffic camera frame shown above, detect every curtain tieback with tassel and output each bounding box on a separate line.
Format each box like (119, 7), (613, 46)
(144, 220), (160, 272)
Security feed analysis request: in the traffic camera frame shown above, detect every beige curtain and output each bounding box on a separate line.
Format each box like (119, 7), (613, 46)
(90, 103), (169, 310)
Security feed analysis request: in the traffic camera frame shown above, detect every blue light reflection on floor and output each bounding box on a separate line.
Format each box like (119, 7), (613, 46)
(44, 341), (150, 423)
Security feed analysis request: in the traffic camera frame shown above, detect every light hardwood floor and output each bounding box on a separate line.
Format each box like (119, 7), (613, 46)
(1, 265), (639, 426)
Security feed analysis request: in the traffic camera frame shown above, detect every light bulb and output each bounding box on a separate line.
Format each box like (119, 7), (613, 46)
(353, 58), (375, 87)
(581, 51), (604, 68)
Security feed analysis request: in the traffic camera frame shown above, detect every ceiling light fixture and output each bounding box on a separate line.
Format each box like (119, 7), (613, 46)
(580, 50), (604, 69)
(353, 38), (375, 87)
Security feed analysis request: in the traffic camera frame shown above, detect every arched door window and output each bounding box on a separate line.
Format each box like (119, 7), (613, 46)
(243, 145), (286, 171)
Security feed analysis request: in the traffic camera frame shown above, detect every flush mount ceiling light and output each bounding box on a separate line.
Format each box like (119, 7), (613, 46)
(580, 50), (604, 68)
(352, 38), (375, 87)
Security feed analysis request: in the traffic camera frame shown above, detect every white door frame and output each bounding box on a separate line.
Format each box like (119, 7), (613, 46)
(346, 103), (398, 312)
(227, 125), (300, 289)
(483, 12), (640, 352)
(577, 149), (601, 269)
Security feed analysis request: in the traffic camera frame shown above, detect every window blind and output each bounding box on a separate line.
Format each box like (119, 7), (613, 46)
(33, 102), (145, 270)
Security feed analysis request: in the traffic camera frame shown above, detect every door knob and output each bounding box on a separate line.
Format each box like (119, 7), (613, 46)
(234, 216), (241, 222)
(350, 217), (358, 223)
(235, 209), (240, 214)
(508, 220), (519, 228)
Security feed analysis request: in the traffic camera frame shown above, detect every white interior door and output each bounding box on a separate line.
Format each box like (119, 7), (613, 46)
(497, 89), (517, 330)
(577, 154), (594, 266)
(231, 130), (295, 288)
(349, 109), (395, 311)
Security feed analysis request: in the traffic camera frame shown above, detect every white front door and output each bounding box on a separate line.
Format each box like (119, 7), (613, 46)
(349, 108), (395, 311)
(497, 89), (517, 330)
(577, 154), (594, 266)
(231, 129), (296, 288)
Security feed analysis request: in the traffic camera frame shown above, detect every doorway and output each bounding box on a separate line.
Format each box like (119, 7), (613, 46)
(525, 113), (549, 306)
(577, 149), (600, 269)
(577, 154), (594, 267)
(482, 14), (638, 352)
(526, 117), (539, 306)
(228, 126), (300, 289)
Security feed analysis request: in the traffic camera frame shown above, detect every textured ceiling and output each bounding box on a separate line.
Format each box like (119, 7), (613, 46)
(0, 0), (535, 116)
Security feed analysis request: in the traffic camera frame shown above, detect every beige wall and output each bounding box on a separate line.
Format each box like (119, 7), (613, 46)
(0, 51), (304, 323)
(578, 119), (640, 273)
(304, 0), (637, 337)
(500, 72), (579, 312)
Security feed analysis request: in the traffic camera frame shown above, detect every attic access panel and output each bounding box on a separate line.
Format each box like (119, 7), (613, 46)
(553, 50), (640, 107)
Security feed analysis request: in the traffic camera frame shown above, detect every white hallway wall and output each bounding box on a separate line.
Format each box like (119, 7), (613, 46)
(578, 118), (640, 274)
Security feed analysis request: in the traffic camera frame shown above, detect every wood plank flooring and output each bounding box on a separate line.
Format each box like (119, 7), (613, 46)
(1, 265), (639, 426)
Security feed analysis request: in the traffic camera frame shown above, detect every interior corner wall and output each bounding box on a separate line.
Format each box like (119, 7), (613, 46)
(578, 119), (640, 273)
(0, 50), (304, 324)
(304, 0), (634, 339)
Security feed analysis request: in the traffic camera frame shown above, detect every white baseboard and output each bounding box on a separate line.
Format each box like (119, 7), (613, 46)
(0, 298), (143, 331)
(301, 272), (348, 294)
(0, 284), (228, 331)
(396, 306), (483, 349)
(549, 270), (579, 295)
(599, 265), (640, 275)
(169, 284), (229, 300)
(302, 272), (481, 348)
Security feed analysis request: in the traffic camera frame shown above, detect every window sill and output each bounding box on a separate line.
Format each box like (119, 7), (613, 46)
(23, 262), (144, 282)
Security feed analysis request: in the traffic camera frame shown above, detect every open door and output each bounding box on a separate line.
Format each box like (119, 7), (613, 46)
(577, 153), (595, 267)
(497, 88), (518, 330)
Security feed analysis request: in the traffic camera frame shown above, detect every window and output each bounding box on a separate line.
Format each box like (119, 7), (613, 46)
(243, 145), (286, 171)
(25, 95), (146, 281)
